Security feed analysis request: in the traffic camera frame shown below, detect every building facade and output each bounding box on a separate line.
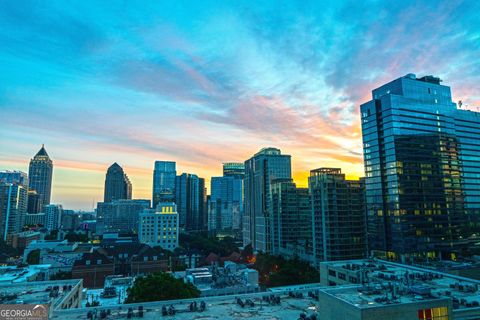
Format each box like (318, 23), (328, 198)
(152, 161), (176, 209)
(309, 168), (366, 265)
(28, 145), (53, 212)
(209, 173), (243, 235)
(103, 163), (132, 203)
(223, 162), (245, 178)
(175, 173), (206, 231)
(96, 199), (150, 234)
(44, 204), (64, 232)
(243, 147), (291, 252)
(0, 171), (28, 241)
(139, 203), (179, 251)
(270, 179), (311, 257)
(360, 74), (480, 260)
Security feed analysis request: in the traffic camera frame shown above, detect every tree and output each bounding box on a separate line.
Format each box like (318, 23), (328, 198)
(26, 249), (40, 265)
(50, 271), (72, 280)
(125, 272), (200, 303)
(64, 232), (89, 243)
(253, 253), (319, 287)
(45, 230), (58, 240)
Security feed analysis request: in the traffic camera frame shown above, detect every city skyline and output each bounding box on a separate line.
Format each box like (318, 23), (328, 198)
(1, 1), (480, 210)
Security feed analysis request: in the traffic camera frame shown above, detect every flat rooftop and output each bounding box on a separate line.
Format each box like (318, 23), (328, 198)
(324, 259), (480, 310)
(0, 265), (51, 283)
(52, 286), (323, 320)
(0, 279), (82, 309)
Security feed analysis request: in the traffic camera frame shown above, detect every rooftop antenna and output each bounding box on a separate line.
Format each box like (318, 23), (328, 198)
(458, 100), (463, 108)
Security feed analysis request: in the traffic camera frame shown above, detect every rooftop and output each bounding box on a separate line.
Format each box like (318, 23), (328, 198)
(323, 259), (480, 310)
(0, 279), (81, 309)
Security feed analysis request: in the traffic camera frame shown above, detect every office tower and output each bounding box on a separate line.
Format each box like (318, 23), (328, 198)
(209, 163), (244, 236)
(44, 204), (63, 231)
(270, 179), (311, 257)
(360, 74), (480, 261)
(244, 147), (291, 252)
(139, 202), (179, 251)
(223, 162), (245, 178)
(103, 163), (132, 203)
(27, 190), (41, 214)
(61, 210), (80, 230)
(152, 161), (176, 208)
(309, 168), (366, 265)
(25, 213), (46, 226)
(96, 199), (150, 234)
(0, 171), (28, 241)
(175, 173), (206, 231)
(28, 145), (53, 210)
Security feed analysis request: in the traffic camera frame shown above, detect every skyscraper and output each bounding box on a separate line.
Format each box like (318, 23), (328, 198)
(270, 179), (311, 257)
(152, 161), (176, 208)
(103, 163), (132, 203)
(175, 173), (206, 231)
(360, 74), (480, 261)
(209, 174), (243, 235)
(244, 147), (291, 252)
(0, 171), (28, 241)
(223, 162), (245, 178)
(309, 168), (366, 265)
(28, 145), (53, 211)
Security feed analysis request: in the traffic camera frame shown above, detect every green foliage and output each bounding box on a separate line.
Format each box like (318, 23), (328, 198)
(64, 232), (89, 243)
(179, 233), (240, 257)
(26, 249), (40, 265)
(50, 271), (72, 280)
(45, 230), (58, 240)
(253, 253), (319, 287)
(125, 272), (200, 303)
(0, 240), (20, 260)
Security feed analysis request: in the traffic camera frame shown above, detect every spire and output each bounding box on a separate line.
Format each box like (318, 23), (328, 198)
(34, 144), (49, 158)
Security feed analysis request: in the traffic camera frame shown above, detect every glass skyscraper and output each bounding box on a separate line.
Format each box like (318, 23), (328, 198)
(243, 147), (291, 252)
(152, 161), (176, 209)
(361, 74), (480, 261)
(28, 145), (53, 212)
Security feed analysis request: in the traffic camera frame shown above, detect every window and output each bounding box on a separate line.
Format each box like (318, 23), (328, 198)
(418, 307), (449, 320)
(328, 269), (336, 277)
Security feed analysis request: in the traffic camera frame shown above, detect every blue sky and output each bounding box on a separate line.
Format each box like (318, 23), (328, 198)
(1, 0), (479, 209)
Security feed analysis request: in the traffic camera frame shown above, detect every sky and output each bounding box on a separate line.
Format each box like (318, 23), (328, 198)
(0, 1), (479, 210)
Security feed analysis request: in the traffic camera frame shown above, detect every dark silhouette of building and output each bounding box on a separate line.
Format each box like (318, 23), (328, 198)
(175, 173), (206, 232)
(243, 147), (291, 252)
(103, 163), (132, 203)
(28, 145), (53, 211)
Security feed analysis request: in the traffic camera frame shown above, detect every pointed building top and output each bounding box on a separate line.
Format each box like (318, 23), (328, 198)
(34, 144), (50, 158)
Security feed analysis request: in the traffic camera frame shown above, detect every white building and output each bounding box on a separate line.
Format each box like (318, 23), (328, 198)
(44, 204), (63, 231)
(139, 202), (179, 251)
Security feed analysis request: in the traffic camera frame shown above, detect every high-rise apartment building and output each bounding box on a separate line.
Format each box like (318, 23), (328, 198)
(360, 74), (480, 260)
(244, 147), (291, 252)
(28, 145), (53, 211)
(103, 163), (132, 203)
(175, 173), (206, 231)
(96, 199), (150, 234)
(0, 171), (28, 241)
(270, 179), (311, 257)
(44, 204), (63, 231)
(309, 168), (366, 265)
(139, 202), (179, 251)
(152, 161), (176, 209)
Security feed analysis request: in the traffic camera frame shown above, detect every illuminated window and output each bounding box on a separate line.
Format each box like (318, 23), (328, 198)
(418, 306), (448, 320)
